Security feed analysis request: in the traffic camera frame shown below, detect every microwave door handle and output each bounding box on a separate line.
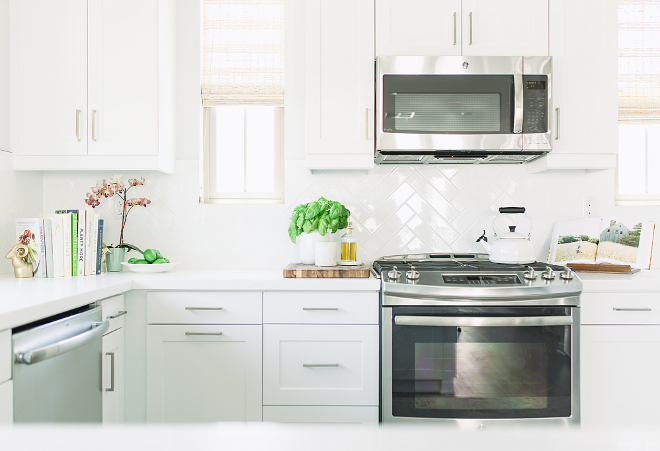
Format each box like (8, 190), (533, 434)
(513, 73), (524, 134)
(394, 316), (572, 327)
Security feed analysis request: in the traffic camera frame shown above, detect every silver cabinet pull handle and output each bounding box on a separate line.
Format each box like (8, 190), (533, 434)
(613, 308), (652, 312)
(513, 73), (524, 134)
(469, 12), (473, 45)
(453, 12), (457, 45)
(76, 109), (81, 141)
(395, 315), (572, 327)
(185, 332), (223, 336)
(185, 307), (223, 311)
(106, 310), (127, 319)
(555, 107), (560, 140)
(105, 352), (115, 392)
(303, 363), (339, 368)
(302, 308), (339, 311)
(92, 109), (97, 141)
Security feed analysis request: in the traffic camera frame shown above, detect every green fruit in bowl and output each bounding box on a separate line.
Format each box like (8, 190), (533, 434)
(128, 258), (139, 264)
(153, 258), (170, 264)
(133, 259), (149, 264)
(143, 249), (159, 263)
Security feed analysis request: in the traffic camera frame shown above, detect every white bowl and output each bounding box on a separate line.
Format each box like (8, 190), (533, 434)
(121, 262), (180, 273)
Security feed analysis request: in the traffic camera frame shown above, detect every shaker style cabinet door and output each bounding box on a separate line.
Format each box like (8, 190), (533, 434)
(376, 0), (462, 56)
(461, 0), (548, 56)
(87, 0), (159, 157)
(305, 0), (375, 170)
(102, 328), (125, 424)
(0, 380), (12, 424)
(12, 0), (88, 156)
(146, 325), (262, 423)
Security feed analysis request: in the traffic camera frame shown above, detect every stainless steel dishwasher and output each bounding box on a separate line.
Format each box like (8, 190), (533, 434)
(12, 305), (109, 422)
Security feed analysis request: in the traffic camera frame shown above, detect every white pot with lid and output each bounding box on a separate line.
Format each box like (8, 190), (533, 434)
(477, 207), (536, 264)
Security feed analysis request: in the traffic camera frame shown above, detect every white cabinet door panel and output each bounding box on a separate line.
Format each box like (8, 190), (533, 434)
(102, 328), (125, 423)
(263, 291), (379, 325)
(376, 0), (462, 56)
(581, 293), (660, 325)
(462, 0), (548, 56)
(147, 325), (262, 422)
(147, 291), (262, 325)
(15, 0), (87, 156)
(263, 406), (378, 424)
(581, 325), (660, 429)
(88, 0), (159, 156)
(0, 380), (12, 424)
(0, 329), (10, 384)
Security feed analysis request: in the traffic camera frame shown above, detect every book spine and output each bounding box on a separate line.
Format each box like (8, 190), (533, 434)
(36, 219), (47, 278)
(85, 209), (94, 276)
(77, 210), (86, 277)
(70, 213), (78, 276)
(91, 214), (99, 276)
(43, 219), (53, 278)
(61, 214), (72, 277)
(96, 219), (104, 275)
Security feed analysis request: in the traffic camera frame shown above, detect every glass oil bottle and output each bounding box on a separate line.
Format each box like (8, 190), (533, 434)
(340, 216), (357, 264)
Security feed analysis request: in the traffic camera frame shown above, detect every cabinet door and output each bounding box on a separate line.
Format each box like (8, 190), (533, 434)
(146, 325), (262, 422)
(549, 0), (617, 155)
(376, 0), (461, 56)
(305, 0), (375, 170)
(0, 380), (12, 424)
(462, 0), (548, 56)
(581, 325), (660, 429)
(87, 0), (159, 156)
(102, 328), (125, 424)
(263, 406), (378, 424)
(14, 0), (88, 156)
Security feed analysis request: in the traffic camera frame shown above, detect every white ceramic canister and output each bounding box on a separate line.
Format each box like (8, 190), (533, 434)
(299, 231), (329, 265)
(315, 242), (337, 267)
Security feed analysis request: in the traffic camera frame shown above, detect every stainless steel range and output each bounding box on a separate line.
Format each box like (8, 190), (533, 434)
(373, 253), (581, 428)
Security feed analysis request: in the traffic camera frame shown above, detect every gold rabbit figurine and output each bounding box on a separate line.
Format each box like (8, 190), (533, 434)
(5, 243), (33, 278)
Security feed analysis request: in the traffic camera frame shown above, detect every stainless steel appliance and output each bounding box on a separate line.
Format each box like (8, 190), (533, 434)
(373, 253), (580, 428)
(376, 56), (552, 164)
(13, 305), (109, 422)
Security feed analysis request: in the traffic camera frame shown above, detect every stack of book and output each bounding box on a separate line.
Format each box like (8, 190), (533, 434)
(15, 209), (105, 278)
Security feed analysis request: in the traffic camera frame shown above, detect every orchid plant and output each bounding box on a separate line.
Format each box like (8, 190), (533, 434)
(85, 174), (151, 252)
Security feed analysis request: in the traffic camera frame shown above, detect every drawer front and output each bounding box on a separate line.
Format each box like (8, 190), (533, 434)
(101, 294), (126, 334)
(263, 406), (378, 424)
(263, 325), (379, 406)
(0, 329), (10, 384)
(147, 291), (262, 325)
(581, 292), (660, 325)
(263, 292), (379, 324)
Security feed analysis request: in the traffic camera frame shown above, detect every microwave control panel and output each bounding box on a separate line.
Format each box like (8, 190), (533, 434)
(522, 75), (548, 134)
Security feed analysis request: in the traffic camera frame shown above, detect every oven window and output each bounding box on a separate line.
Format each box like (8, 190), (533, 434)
(390, 307), (572, 420)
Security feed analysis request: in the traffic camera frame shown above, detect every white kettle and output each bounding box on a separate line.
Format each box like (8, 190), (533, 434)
(476, 207), (536, 264)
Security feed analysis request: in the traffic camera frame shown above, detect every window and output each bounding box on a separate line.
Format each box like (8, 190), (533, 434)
(201, 0), (284, 203)
(617, 0), (660, 204)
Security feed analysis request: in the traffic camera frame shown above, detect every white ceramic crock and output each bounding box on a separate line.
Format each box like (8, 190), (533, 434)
(298, 231), (329, 265)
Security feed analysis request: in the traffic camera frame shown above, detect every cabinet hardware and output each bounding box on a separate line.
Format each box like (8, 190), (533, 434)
(453, 12), (457, 45)
(185, 332), (223, 336)
(469, 12), (473, 45)
(106, 310), (127, 319)
(613, 308), (652, 312)
(105, 352), (115, 392)
(302, 308), (339, 311)
(185, 307), (223, 311)
(555, 107), (560, 140)
(76, 109), (81, 141)
(92, 110), (97, 141)
(303, 363), (339, 368)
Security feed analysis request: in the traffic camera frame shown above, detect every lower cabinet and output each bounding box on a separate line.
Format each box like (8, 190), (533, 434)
(0, 380), (12, 424)
(102, 328), (125, 423)
(263, 406), (378, 424)
(146, 324), (262, 422)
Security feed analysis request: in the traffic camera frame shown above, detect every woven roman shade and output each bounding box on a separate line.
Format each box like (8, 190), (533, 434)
(619, 0), (660, 123)
(202, 0), (284, 107)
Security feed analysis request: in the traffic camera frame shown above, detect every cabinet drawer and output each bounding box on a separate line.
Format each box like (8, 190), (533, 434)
(147, 292), (262, 325)
(101, 294), (126, 334)
(581, 293), (660, 325)
(263, 292), (378, 324)
(0, 329), (10, 384)
(263, 406), (378, 424)
(263, 325), (379, 406)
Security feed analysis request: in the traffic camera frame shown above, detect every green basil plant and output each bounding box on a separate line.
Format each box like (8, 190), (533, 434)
(288, 197), (351, 243)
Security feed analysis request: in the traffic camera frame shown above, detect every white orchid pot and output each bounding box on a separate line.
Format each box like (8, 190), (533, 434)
(298, 231), (329, 265)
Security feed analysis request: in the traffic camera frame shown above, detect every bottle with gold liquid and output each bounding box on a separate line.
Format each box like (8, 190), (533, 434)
(340, 216), (357, 264)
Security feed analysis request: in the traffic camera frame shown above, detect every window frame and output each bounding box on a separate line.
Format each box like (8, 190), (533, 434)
(202, 106), (284, 204)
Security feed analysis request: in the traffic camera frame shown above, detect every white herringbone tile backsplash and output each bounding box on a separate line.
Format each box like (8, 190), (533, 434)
(40, 160), (595, 270)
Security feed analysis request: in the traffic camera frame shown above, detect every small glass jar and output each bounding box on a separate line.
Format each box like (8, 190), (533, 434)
(340, 216), (357, 264)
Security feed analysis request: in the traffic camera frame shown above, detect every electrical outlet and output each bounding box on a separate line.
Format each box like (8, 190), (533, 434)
(584, 197), (594, 218)
(114, 196), (124, 219)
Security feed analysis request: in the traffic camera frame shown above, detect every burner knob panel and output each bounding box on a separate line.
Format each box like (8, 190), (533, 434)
(542, 267), (555, 280)
(561, 267), (574, 280)
(406, 265), (420, 280)
(523, 267), (537, 280)
(388, 266), (401, 281)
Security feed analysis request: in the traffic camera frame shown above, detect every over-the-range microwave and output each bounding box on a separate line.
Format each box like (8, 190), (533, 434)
(375, 56), (552, 165)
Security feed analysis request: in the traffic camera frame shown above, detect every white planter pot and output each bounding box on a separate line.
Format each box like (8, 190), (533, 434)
(298, 231), (329, 265)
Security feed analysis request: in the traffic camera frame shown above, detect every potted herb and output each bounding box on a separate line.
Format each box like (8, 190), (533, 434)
(85, 175), (151, 271)
(289, 197), (350, 264)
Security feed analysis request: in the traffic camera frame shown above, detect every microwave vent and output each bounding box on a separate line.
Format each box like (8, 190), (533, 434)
(382, 155), (425, 162)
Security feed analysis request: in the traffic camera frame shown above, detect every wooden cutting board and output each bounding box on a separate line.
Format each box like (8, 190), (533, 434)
(283, 263), (371, 278)
(567, 263), (640, 274)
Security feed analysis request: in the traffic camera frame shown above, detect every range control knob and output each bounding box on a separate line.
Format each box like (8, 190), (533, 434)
(523, 267), (537, 280)
(388, 266), (401, 281)
(542, 267), (555, 280)
(406, 265), (420, 280)
(560, 267), (574, 280)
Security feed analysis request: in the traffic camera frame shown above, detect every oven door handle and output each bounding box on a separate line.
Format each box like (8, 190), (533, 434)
(394, 315), (572, 327)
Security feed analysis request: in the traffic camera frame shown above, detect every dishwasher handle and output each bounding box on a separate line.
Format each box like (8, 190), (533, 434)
(15, 320), (109, 365)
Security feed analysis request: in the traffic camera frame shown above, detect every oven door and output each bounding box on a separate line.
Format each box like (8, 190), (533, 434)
(382, 306), (578, 426)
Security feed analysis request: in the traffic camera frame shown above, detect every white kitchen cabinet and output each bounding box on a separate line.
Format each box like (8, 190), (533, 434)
(10, 0), (175, 172)
(376, 0), (548, 57)
(305, 0), (375, 170)
(0, 329), (11, 385)
(0, 380), (12, 424)
(526, 0), (618, 173)
(146, 324), (262, 423)
(102, 328), (125, 424)
(263, 406), (378, 424)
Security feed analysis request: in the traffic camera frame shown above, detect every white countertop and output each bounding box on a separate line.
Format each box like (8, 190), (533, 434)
(0, 269), (380, 330)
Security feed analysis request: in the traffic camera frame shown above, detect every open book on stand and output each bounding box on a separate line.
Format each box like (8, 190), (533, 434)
(548, 218), (655, 271)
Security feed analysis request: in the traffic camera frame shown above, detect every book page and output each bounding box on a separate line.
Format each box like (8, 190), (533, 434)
(595, 220), (655, 269)
(548, 218), (602, 264)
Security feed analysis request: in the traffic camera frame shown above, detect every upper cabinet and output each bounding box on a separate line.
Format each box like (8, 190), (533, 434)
(304, 0), (375, 171)
(376, 0), (548, 57)
(10, 0), (175, 172)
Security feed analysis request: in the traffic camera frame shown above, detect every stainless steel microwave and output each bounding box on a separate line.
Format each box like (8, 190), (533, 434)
(375, 56), (552, 164)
